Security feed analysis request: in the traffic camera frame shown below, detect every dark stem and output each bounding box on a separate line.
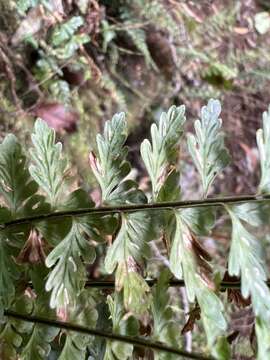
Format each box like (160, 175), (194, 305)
(5, 310), (215, 360)
(1, 193), (270, 230)
(84, 279), (270, 289)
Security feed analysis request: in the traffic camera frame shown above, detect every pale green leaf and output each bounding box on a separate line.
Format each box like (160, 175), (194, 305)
(255, 317), (270, 360)
(58, 336), (86, 360)
(140, 105), (186, 200)
(49, 80), (70, 104)
(229, 202), (262, 227)
(0, 134), (45, 217)
(30, 119), (68, 208)
(90, 112), (140, 204)
(105, 212), (155, 315)
(20, 325), (58, 360)
(20, 267), (59, 360)
(227, 206), (270, 318)
(58, 289), (98, 360)
(126, 26), (157, 70)
(254, 12), (270, 35)
(0, 235), (20, 316)
(104, 212), (154, 274)
(51, 16), (84, 46)
(104, 293), (138, 360)
(121, 268), (152, 316)
(169, 212), (227, 351)
(55, 34), (90, 60)
(187, 99), (230, 197)
(102, 20), (116, 52)
(0, 295), (33, 359)
(93, 113), (156, 316)
(181, 207), (215, 235)
(17, 0), (39, 14)
(151, 269), (181, 360)
(45, 218), (97, 310)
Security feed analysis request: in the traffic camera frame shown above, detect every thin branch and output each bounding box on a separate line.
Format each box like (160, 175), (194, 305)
(1, 193), (270, 230)
(84, 279), (270, 289)
(5, 310), (215, 360)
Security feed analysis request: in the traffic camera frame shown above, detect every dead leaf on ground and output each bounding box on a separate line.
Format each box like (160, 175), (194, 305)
(11, 6), (44, 46)
(34, 102), (79, 133)
(234, 27), (249, 35)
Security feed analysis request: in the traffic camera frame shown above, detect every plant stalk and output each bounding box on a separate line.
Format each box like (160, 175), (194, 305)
(5, 310), (215, 360)
(1, 193), (270, 230)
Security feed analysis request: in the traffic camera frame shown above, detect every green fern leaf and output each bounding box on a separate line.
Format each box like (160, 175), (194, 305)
(90, 112), (140, 204)
(20, 324), (57, 360)
(125, 26), (157, 70)
(44, 187), (115, 311)
(257, 105), (270, 193)
(58, 289), (98, 360)
(55, 34), (90, 60)
(92, 113), (155, 315)
(105, 212), (155, 315)
(17, 0), (39, 14)
(20, 267), (59, 360)
(104, 293), (139, 360)
(151, 269), (181, 360)
(255, 317), (270, 360)
(58, 336), (86, 360)
(169, 211), (227, 352)
(30, 119), (68, 208)
(226, 205), (270, 317)
(181, 207), (215, 235)
(105, 212), (152, 274)
(0, 134), (44, 217)
(140, 105), (186, 200)
(0, 295), (33, 359)
(187, 99), (230, 197)
(45, 218), (96, 311)
(51, 16), (84, 46)
(0, 234), (20, 317)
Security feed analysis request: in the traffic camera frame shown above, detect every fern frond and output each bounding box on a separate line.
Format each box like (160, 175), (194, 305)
(169, 211), (227, 351)
(255, 317), (270, 360)
(226, 204), (270, 318)
(45, 218), (96, 311)
(20, 323), (57, 360)
(30, 119), (68, 208)
(91, 113), (156, 315)
(0, 233), (20, 317)
(151, 269), (181, 360)
(141, 105), (186, 200)
(58, 290), (98, 360)
(0, 295), (33, 359)
(0, 135), (43, 217)
(17, 0), (38, 14)
(90, 112), (140, 204)
(187, 99), (230, 197)
(20, 267), (59, 360)
(104, 293), (138, 360)
(51, 16), (84, 47)
(125, 26), (157, 70)
(105, 212), (155, 315)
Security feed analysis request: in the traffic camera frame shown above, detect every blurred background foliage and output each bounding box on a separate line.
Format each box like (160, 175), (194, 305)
(0, 0), (270, 192)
